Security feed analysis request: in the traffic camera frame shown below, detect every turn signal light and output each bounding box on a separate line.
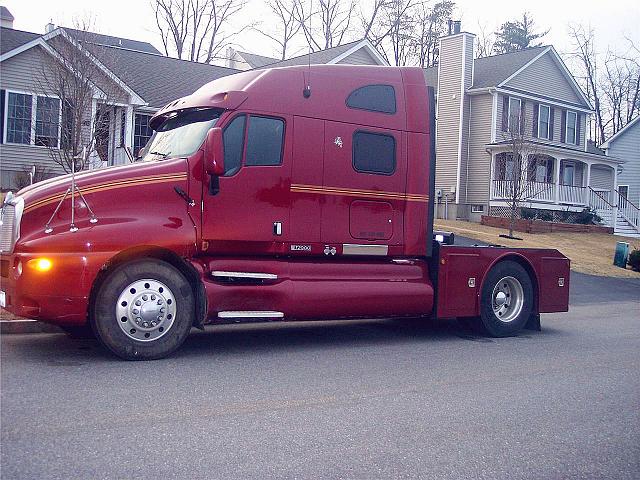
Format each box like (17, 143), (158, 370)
(28, 258), (53, 272)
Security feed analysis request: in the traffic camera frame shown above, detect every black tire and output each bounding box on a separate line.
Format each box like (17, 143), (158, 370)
(90, 259), (195, 360)
(476, 260), (534, 337)
(60, 325), (95, 339)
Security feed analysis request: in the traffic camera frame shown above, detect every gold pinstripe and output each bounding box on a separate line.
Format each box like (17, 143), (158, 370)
(290, 184), (429, 203)
(24, 173), (188, 213)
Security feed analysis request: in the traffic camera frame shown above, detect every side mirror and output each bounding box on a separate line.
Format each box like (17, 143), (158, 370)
(204, 127), (224, 176)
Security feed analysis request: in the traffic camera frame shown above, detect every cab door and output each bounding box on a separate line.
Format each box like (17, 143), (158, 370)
(321, 121), (406, 251)
(201, 112), (292, 255)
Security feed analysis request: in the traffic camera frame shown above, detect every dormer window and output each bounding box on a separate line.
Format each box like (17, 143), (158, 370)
(566, 111), (577, 145)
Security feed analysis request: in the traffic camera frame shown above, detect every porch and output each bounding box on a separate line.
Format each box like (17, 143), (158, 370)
(488, 144), (639, 236)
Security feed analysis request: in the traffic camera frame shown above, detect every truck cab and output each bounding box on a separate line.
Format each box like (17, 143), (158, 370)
(0, 65), (570, 360)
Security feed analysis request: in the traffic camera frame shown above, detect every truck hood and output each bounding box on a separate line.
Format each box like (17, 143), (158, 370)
(15, 160), (189, 214)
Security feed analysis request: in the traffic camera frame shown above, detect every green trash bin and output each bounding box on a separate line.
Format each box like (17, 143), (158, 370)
(613, 242), (629, 268)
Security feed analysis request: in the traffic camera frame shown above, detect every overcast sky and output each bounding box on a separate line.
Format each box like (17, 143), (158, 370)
(4, 0), (640, 62)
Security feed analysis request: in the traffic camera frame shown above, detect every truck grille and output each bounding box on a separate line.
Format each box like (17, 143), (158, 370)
(1, 195), (24, 254)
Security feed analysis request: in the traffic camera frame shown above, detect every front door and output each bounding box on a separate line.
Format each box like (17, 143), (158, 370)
(201, 112), (292, 255)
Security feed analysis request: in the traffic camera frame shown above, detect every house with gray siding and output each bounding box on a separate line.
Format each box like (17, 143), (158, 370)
(601, 116), (640, 237)
(425, 30), (638, 236)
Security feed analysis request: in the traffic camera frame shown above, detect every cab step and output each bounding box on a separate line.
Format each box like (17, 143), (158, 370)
(217, 311), (284, 319)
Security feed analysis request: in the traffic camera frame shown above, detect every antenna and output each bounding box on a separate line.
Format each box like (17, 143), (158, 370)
(44, 147), (98, 234)
(303, 0), (312, 99)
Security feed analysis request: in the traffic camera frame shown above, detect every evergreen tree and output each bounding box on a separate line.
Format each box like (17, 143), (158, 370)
(493, 12), (549, 54)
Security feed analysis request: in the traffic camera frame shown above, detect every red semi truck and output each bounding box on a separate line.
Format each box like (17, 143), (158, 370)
(0, 65), (570, 360)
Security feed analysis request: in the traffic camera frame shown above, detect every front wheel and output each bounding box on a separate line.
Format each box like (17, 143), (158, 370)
(90, 259), (195, 360)
(476, 260), (534, 337)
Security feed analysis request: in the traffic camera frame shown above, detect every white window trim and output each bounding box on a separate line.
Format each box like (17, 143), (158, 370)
(566, 110), (577, 145)
(538, 104), (550, 140)
(3, 90), (62, 148)
(471, 204), (484, 213)
(508, 97), (521, 132)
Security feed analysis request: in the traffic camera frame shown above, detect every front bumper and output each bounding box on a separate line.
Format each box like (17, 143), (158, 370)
(0, 252), (98, 325)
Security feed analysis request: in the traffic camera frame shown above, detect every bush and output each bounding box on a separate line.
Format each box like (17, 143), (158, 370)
(573, 207), (602, 225)
(628, 247), (640, 272)
(520, 207), (536, 220)
(537, 210), (553, 221)
(519, 207), (553, 221)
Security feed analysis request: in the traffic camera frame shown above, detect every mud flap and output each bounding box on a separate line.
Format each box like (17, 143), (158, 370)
(525, 312), (541, 331)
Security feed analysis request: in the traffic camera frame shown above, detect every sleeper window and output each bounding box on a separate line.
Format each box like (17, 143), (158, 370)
(346, 85), (396, 114)
(352, 131), (396, 175)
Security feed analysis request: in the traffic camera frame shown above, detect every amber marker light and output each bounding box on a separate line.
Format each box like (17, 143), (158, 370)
(28, 258), (53, 272)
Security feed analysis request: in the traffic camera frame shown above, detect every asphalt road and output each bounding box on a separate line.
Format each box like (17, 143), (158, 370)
(1, 272), (639, 480)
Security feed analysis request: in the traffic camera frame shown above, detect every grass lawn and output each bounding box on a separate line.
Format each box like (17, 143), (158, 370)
(435, 219), (640, 278)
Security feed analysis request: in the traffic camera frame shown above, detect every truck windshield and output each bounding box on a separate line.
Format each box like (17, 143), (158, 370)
(138, 108), (221, 161)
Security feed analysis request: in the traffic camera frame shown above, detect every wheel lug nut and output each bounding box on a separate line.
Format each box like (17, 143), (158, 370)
(160, 308), (165, 313)
(135, 300), (141, 306)
(142, 295), (148, 301)
(157, 300), (162, 305)
(151, 295), (156, 301)
(133, 309), (139, 314)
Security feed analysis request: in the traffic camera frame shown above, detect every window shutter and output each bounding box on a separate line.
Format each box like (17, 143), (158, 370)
(576, 113), (582, 146)
(532, 103), (539, 137)
(549, 107), (555, 141)
(0, 89), (4, 144)
(519, 100), (525, 135)
(501, 96), (509, 131)
(560, 110), (566, 143)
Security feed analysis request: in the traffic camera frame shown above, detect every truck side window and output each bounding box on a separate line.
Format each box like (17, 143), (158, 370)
(352, 131), (396, 175)
(346, 85), (396, 114)
(222, 115), (246, 176)
(246, 116), (284, 166)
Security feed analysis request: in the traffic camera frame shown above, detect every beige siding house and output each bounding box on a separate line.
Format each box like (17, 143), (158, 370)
(425, 31), (633, 235)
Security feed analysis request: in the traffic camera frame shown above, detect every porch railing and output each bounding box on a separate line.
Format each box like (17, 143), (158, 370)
(616, 190), (640, 232)
(588, 187), (614, 211)
(491, 180), (556, 203)
(558, 185), (587, 205)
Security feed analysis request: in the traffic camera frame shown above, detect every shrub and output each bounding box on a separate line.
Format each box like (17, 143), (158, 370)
(537, 210), (553, 221)
(628, 247), (640, 272)
(573, 207), (601, 225)
(520, 207), (536, 220)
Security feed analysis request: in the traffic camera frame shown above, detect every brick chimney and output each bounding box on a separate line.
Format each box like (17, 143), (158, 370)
(435, 24), (475, 219)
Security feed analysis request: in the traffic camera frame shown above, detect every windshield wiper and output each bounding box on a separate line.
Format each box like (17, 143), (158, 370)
(150, 151), (171, 159)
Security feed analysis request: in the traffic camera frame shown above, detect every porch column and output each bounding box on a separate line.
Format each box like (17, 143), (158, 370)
(554, 158), (561, 204)
(585, 162), (591, 205)
(125, 106), (134, 160)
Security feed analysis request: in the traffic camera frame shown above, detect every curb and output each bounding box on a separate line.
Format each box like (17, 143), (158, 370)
(1, 320), (62, 334)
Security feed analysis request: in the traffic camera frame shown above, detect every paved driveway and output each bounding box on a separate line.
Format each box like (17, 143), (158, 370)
(1, 273), (639, 479)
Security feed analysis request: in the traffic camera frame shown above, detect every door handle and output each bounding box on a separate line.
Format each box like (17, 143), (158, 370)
(273, 222), (282, 236)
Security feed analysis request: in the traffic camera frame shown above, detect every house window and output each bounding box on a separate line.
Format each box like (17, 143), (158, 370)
(566, 111), (577, 145)
(35, 96), (61, 147)
(496, 153), (519, 181)
(508, 97), (521, 133)
(352, 131), (396, 175)
(538, 104), (550, 140)
(346, 85), (396, 114)
(133, 113), (153, 157)
(471, 204), (484, 213)
(245, 116), (284, 166)
(6, 92), (32, 144)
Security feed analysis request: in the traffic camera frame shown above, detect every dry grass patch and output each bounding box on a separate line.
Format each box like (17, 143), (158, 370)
(435, 219), (640, 278)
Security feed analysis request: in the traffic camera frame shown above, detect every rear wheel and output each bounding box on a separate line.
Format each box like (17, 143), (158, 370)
(476, 260), (534, 337)
(91, 259), (195, 360)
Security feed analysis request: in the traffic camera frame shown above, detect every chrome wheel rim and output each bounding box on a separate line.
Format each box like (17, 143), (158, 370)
(491, 276), (524, 323)
(116, 279), (176, 342)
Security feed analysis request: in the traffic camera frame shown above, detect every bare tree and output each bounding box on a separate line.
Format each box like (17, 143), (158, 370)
(411, 0), (455, 67)
(567, 24), (606, 144)
(475, 21), (494, 59)
(495, 111), (545, 238)
(36, 22), (123, 174)
(153, 0), (248, 63)
(258, 0), (302, 60)
(293, 0), (356, 52)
